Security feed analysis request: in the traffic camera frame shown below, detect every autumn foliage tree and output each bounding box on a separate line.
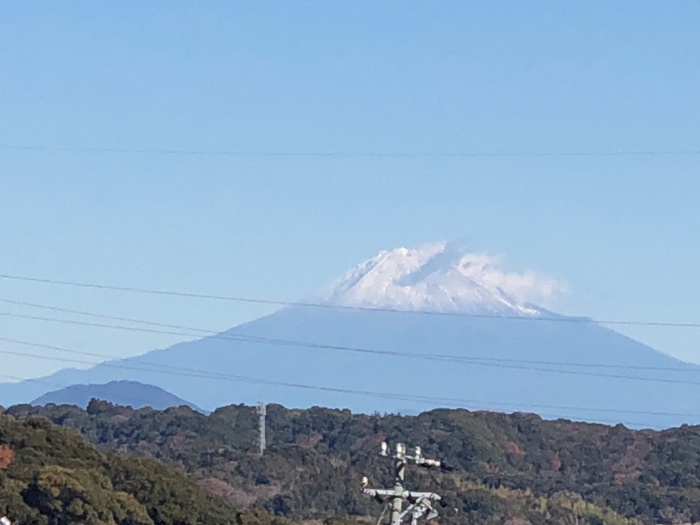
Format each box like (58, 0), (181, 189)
(0, 444), (13, 470)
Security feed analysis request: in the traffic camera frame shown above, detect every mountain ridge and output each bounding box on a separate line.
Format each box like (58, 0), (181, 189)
(1, 243), (696, 428)
(3, 305), (697, 427)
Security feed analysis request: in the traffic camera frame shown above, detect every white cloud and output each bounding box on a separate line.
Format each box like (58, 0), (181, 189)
(456, 251), (567, 306)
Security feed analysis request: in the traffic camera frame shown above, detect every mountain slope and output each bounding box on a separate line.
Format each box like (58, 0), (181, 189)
(31, 380), (204, 412)
(1, 242), (697, 427)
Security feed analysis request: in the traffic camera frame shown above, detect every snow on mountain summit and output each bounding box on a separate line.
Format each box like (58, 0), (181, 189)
(317, 241), (564, 315)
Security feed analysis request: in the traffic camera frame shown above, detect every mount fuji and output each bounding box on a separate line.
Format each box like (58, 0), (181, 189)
(2, 241), (699, 428)
(314, 240), (561, 315)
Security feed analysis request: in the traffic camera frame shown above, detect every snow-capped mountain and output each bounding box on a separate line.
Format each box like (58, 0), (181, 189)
(316, 241), (562, 315)
(2, 242), (699, 428)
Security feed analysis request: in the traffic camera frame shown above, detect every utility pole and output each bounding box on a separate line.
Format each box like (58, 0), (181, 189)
(362, 442), (448, 525)
(256, 402), (266, 456)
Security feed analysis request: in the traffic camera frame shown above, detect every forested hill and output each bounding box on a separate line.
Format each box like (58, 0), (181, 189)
(7, 402), (700, 525)
(0, 409), (292, 525)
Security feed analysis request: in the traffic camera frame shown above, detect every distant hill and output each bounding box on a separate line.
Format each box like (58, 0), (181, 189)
(31, 380), (204, 412)
(12, 400), (700, 525)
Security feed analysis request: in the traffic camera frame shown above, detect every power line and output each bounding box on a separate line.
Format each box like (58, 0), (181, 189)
(0, 337), (696, 423)
(2, 144), (700, 158)
(0, 372), (68, 390)
(0, 344), (499, 407)
(3, 307), (700, 386)
(2, 364), (658, 439)
(5, 297), (700, 373)
(0, 369), (652, 430)
(2, 273), (699, 328)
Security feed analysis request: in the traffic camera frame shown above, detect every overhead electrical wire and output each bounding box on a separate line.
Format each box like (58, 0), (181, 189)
(0, 365), (654, 428)
(1, 147), (697, 428)
(0, 337), (695, 425)
(0, 372), (67, 390)
(0, 344), (523, 408)
(2, 273), (699, 328)
(3, 284), (700, 426)
(3, 297), (700, 373)
(1, 305), (698, 425)
(1, 308), (700, 387)
(2, 144), (700, 158)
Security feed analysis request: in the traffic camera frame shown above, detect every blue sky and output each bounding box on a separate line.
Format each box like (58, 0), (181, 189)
(1, 1), (699, 379)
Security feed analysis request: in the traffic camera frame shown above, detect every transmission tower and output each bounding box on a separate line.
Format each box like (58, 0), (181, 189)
(256, 402), (266, 456)
(362, 442), (449, 525)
